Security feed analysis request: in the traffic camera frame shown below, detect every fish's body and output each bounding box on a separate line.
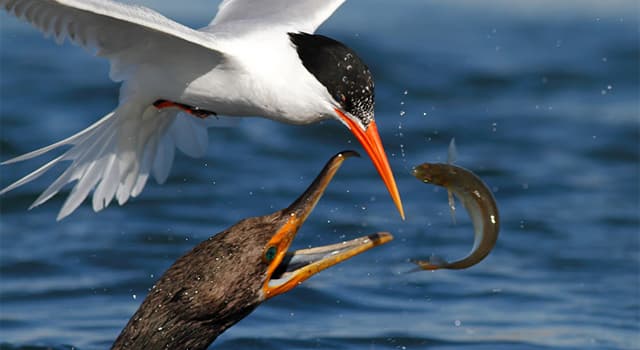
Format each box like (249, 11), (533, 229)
(412, 163), (500, 270)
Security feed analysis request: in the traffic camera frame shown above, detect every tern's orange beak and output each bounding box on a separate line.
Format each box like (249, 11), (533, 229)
(335, 109), (405, 220)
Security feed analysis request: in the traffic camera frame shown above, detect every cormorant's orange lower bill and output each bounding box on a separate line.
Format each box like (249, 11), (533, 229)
(335, 109), (405, 220)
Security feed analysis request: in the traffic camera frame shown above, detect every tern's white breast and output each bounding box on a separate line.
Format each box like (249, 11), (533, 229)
(140, 30), (337, 125)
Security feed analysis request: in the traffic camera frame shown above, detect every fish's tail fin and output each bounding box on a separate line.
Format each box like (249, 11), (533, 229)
(1, 100), (210, 220)
(407, 255), (449, 272)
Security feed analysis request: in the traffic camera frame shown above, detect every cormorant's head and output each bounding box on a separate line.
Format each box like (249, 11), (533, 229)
(258, 151), (392, 299)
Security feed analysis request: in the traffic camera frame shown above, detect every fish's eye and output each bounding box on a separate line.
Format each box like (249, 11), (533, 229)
(264, 246), (278, 263)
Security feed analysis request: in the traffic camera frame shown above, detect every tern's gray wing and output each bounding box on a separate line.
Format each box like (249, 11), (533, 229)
(1, 0), (224, 81)
(206, 0), (346, 34)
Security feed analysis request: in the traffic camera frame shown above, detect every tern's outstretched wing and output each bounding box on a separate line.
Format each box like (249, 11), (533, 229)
(207, 0), (346, 34)
(1, 0), (223, 81)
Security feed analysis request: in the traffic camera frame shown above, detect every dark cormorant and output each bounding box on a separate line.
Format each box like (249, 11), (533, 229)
(112, 151), (392, 349)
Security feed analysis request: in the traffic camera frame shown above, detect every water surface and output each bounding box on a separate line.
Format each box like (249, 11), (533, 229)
(1, 1), (638, 349)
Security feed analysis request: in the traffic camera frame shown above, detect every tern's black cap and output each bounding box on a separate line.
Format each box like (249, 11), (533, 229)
(289, 32), (374, 127)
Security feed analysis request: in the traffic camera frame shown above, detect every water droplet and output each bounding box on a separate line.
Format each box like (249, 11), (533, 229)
(454, 320), (462, 327)
(399, 110), (406, 117)
(158, 327), (163, 331)
(346, 64), (353, 71)
(403, 90), (408, 95)
(132, 294), (137, 300)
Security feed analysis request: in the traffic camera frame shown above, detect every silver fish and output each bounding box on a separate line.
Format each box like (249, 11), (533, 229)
(412, 162), (500, 270)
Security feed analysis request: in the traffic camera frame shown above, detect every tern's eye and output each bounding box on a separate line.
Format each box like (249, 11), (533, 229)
(264, 246), (278, 263)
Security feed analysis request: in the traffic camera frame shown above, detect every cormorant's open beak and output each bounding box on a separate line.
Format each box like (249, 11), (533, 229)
(262, 151), (393, 299)
(334, 109), (405, 220)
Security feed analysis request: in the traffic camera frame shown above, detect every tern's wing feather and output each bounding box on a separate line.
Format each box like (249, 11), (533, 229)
(208, 0), (346, 34)
(2, 0), (223, 80)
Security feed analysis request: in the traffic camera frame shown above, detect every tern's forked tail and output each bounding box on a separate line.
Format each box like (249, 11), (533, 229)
(1, 100), (210, 220)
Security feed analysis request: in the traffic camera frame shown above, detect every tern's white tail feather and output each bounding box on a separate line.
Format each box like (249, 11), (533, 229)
(1, 102), (210, 220)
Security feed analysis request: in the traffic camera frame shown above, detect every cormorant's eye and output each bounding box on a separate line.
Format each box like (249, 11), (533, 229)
(264, 246), (278, 263)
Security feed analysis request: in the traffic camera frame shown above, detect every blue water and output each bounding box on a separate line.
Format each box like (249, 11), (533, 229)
(1, 1), (638, 349)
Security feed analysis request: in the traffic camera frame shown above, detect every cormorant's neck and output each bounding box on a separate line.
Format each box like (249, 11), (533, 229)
(111, 224), (270, 350)
(112, 308), (220, 350)
(111, 295), (257, 350)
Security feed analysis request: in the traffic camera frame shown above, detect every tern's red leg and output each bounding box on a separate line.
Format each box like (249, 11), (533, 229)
(153, 99), (217, 119)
